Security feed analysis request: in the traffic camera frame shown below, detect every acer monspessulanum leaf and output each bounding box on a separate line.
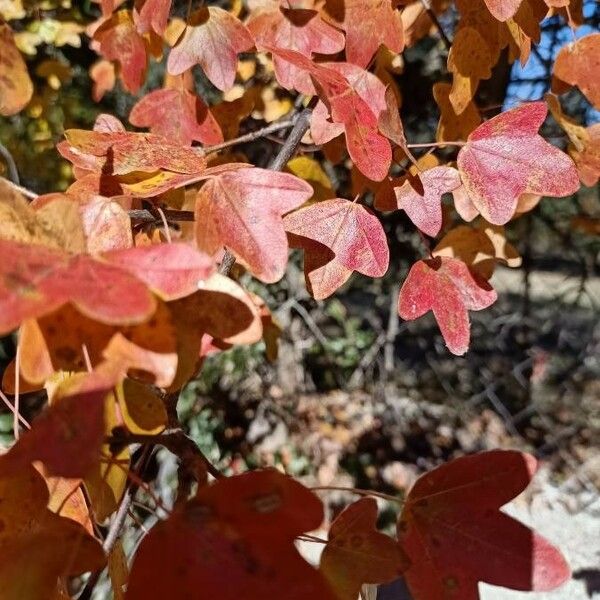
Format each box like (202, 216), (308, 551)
(0, 0), (594, 598)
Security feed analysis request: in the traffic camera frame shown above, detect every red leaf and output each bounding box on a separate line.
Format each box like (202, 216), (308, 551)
(194, 168), (312, 283)
(483, 0), (524, 20)
(126, 469), (336, 600)
(269, 48), (392, 181)
(0, 240), (164, 334)
(398, 451), (571, 600)
(129, 75), (223, 146)
(134, 0), (172, 36)
(284, 198), (389, 298)
(320, 498), (408, 600)
(4, 380), (109, 478)
(167, 7), (254, 91)
(324, 0), (404, 68)
(94, 10), (148, 94)
(376, 167), (461, 237)
(457, 102), (580, 225)
(103, 243), (215, 301)
(247, 1), (345, 89)
(398, 257), (497, 355)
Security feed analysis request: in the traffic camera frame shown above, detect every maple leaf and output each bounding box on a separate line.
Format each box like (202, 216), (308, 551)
(433, 223), (522, 280)
(553, 33), (600, 110)
(126, 469), (337, 600)
(194, 167), (312, 283)
(0, 23), (33, 115)
(398, 257), (497, 355)
(90, 59), (116, 102)
(269, 48), (392, 181)
(102, 243), (215, 301)
(323, 0), (404, 68)
(247, 0), (345, 89)
(94, 10), (148, 94)
(397, 450), (571, 599)
(483, 0), (524, 21)
(134, 0), (172, 36)
(129, 73), (224, 146)
(3, 380), (109, 478)
(167, 6), (254, 91)
(433, 82), (481, 142)
(283, 197), (389, 299)
(78, 195), (133, 253)
(375, 166), (462, 237)
(457, 102), (580, 225)
(319, 498), (408, 600)
(59, 129), (207, 176)
(0, 464), (105, 600)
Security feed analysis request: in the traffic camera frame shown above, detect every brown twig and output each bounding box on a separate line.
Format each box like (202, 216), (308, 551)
(419, 0), (452, 51)
(0, 175), (38, 199)
(0, 142), (20, 184)
(204, 118), (297, 154)
(128, 208), (195, 223)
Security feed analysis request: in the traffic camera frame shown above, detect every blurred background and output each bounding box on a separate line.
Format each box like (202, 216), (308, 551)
(0, 1), (598, 598)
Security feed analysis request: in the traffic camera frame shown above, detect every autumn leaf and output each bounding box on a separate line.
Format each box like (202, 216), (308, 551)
(320, 498), (408, 600)
(90, 59), (116, 101)
(0, 464), (105, 600)
(553, 33), (600, 110)
(94, 10), (148, 94)
(284, 197), (389, 299)
(126, 469), (337, 600)
(483, 0), (524, 21)
(194, 167), (312, 283)
(433, 223), (522, 280)
(457, 102), (580, 225)
(247, 0), (345, 89)
(129, 73), (224, 146)
(269, 48), (392, 181)
(433, 82), (481, 142)
(397, 450), (571, 599)
(0, 23), (33, 115)
(3, 379), (109, 478)
(60, 129), (208, 176)
(398, 257), (497, 355)
(134, 0), (172, 36)
(375, 166), (461, 237)
(103, 243), (215, 301)
(167, 6), (254, 91)
(323, 0), (404, 68)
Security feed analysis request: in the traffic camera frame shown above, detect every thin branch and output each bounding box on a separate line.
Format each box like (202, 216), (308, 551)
(128, 208), (195, 223)
(419, 0), (452, 51)
(218, 107), (313, 277)
(204, 118), (296, 154)
(0, 175), (38, 199)
(0, 142), (20, 184)
(407, 140), (466, 149)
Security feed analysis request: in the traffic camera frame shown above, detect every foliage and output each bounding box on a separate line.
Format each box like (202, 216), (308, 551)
(0, 0), (598, 598)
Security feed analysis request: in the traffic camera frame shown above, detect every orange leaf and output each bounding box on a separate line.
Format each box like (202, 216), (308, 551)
(0, 23), (33, 115)
(320, 498), (408, 600)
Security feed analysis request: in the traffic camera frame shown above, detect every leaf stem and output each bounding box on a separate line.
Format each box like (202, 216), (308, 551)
(406, 141), (466, 149)
(204, 118), (297, 154)
(418, 0), (452, 51)
(311, 486), (404, 505)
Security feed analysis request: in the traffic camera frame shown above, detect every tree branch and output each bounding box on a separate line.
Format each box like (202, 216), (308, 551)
(0, 143), (20, 184)
(419, 0), (452, 51)
(204, 118), (297, 154)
